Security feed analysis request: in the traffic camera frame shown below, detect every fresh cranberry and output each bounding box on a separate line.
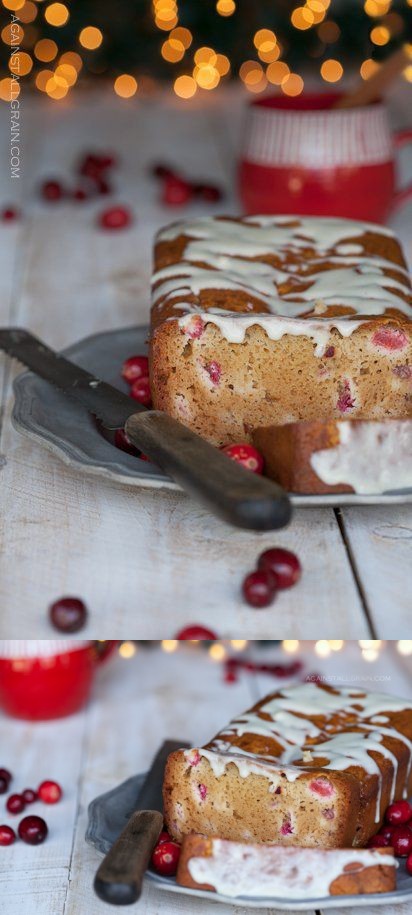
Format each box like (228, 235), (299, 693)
(391, 825), (412, 857)
(0, 825), (16, 846)
(379, 824), (397, 843)
(162, 176), (193, 206)
(0, 769), (11, 786)
(71, 178), (98, 201)
(220, 443), (264, 475)
(1, 206), (20, 222)
(0, 769), (11, 794)
(38, 781), (62, 804)
(175, 626), (218, 640)
(49, 597), (87, 633)
(242, 570), (277, 608)
(122, 355), (149, 384)
(407, 851), (412, 876)
(114, 428), (140, 456)
(324, 346), (335, 358)
(78, 153), (116, 178)
(130, 376), (152, 406)
(151, 839), (181, 876)
(96, 178), (111, 196)
(18, 815), (48, 845)
(99, 206), (132, 230)
(385, 800), (412, 826)
(157, 830), (171, 845)
(367, 833), (389, 848)
(41, 179), (65, 202)
(22, 789), (38, 805)
(6, 794), (25, 815)
(258, 548), (302, 590)
(194, 184), (223, 202)
(152, 163), (176, 180)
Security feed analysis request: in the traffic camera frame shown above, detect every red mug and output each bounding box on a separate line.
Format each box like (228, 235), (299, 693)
(239, 92), (412, 222)
(0, 640), (119, 720)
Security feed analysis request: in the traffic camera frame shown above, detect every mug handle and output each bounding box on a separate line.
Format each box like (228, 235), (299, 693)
(392, 128), (412, 210)
(92, 640), (120, 665)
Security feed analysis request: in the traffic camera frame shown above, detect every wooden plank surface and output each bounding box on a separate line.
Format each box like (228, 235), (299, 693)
(0, 87), (411, 636)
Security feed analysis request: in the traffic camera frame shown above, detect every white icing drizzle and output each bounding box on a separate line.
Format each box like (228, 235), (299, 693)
(310, 420), (412, 494)
(154, 216), (411, 349)
(190, 684), (412, 823)
(187, 840), (396, 900)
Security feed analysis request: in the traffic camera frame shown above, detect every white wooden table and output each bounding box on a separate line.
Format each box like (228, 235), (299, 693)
(0, 86), (411, 638)
(0, 641), (411, 915)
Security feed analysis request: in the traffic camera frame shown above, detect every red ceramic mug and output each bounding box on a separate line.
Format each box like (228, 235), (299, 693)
(239, 92), (412, 222)
(0, 640), (119, 720)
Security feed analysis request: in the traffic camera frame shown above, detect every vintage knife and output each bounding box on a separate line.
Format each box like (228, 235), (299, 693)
(93, 739), (190, 905)
(0, 328), (292, 530)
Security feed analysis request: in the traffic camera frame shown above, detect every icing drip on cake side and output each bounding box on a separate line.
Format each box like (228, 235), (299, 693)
(310, 420), (412, 494)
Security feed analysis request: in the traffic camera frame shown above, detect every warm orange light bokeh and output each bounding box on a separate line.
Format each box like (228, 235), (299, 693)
(34, 38), (58, 62)
(9, 50), (33, 76)
(0, 76), (20, 101)
(281, 72), (304, 96)
(174, 74), (197, 98)
(114, 74), (138, 98)
(370, 26), (390, 45)
(266, 60), (290, 85)
(216, 0), (236, 15)
(320, 58), (343, 82)
(79, 27), (103, 50)
(44, 3), (69, 27)
(59, 51), (83, 72)
(360, 58), (380, 79)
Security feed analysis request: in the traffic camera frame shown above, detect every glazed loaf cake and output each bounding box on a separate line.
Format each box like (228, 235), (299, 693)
(150, 215), (411, 446)
(253, 417), (412, 495)
(163, 683), (412, 849)
(177, 836), (396, 899)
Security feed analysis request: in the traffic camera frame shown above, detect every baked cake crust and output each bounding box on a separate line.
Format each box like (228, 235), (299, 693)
(163, 683), (412, 849)
(150, 216), (411, 445)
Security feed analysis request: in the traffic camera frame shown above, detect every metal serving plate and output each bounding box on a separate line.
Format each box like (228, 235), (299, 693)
(12, 325), (412, 507)
(86, 773), (412, 911)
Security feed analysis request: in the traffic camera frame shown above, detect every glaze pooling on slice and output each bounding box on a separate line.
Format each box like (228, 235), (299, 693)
(310, 419), (412, 493)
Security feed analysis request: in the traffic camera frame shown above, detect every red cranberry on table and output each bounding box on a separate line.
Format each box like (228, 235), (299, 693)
(6, 794), (25, 815)
(162, 176), (193, 207)
(1, 206), (20, 222)
(22, 789), (38, 805)
(0, 825), (16, 846)
(367, 833), (390, 849)
(114, 428), (140, 457)
(194, 184), (223, 202)
(18, 815), (48, 845)
(379, 823), (397, 843)
(220, 443), (264, 475)
(99, 206), (132, 230)
(0, 769), (11, 794)
(407, 851), (412, 876)
(391, 825), (412, 857)
(38, 780), (62, 804)
(49, 597), (87, 633)
(157, 830), (171, 845)
(151, 163), (176, 179)
(151, 839), (181, 876)
(242, 570), (277, 608)
(130, 376), (152, 406)
(175, 626), (218, 640)
(78, 153), (116, 178)
(258, 548), (302, 590)
(0, 778), (8, 795)
(121, 354), (149, 384)
(41, 179), (65, 202)
(385, 800), (412, 826)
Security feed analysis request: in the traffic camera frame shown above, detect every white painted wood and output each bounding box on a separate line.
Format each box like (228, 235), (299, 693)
(0, 88), (379, 637)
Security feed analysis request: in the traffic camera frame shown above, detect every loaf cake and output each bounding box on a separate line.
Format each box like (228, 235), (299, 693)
(177, 836), (396, 899)
(150, 216), (411, 446)
(253, 417), (412, 495)
(163, 682), (412, 849)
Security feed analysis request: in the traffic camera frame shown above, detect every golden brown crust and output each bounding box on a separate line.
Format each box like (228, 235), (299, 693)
(253, 419), (354, 494)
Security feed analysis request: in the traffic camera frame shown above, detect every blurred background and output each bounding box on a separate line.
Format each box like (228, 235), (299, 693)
(1, 0), (412, 103)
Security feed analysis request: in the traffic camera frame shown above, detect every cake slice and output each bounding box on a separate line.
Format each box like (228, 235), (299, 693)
(163, 682), (412, 849)
(150, 215), (411, 446)
(252, 417), (412, 494)
(177, 836), (396, 899)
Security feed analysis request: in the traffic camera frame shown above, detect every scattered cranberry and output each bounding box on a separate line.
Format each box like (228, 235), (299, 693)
(1, 206), (20, 222)
(114, 428), (140, 457)
(41, 179), (65, 202)
(379, 824), (397, 843)
(0, 769), (11, 785)
(96, 178), (111, 196)
(385, 800), (412, 826)
(391, 825), (412, 857)
(71, 178), (98, 201)
(121, 354), (149, 384)
(175, 626), (218, 640)
(367, 833), (389, 849)
(194, 184), (223, 202)
(162, 175), (193, 207)
(220, 442), (264, 475)
(0, 778), (8, 795)
(22, 789), (38, 805)
(49, 597), (87, 633)
(407, 851), (412, 876)
(242, 570), (277, 608)
(258, 548), (302, 590)
(152, 163), (176, 180)
(151, 839), (181, 876)
(99, 206), (132, 230)
(130, 376), (152, 406)
(38, 781), (62, 805)
(0, 770), (11, 794)
(6, 794), (25, 815)
(0, 825), (16, 846)
(18, 815), (48, 845)
(157, 830), (171, 845)
(78, 152), (116, 179)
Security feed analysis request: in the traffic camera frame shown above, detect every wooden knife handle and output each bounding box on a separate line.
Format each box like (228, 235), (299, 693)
(94, 809), (163, 906)
(125, 411), (291, 531)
